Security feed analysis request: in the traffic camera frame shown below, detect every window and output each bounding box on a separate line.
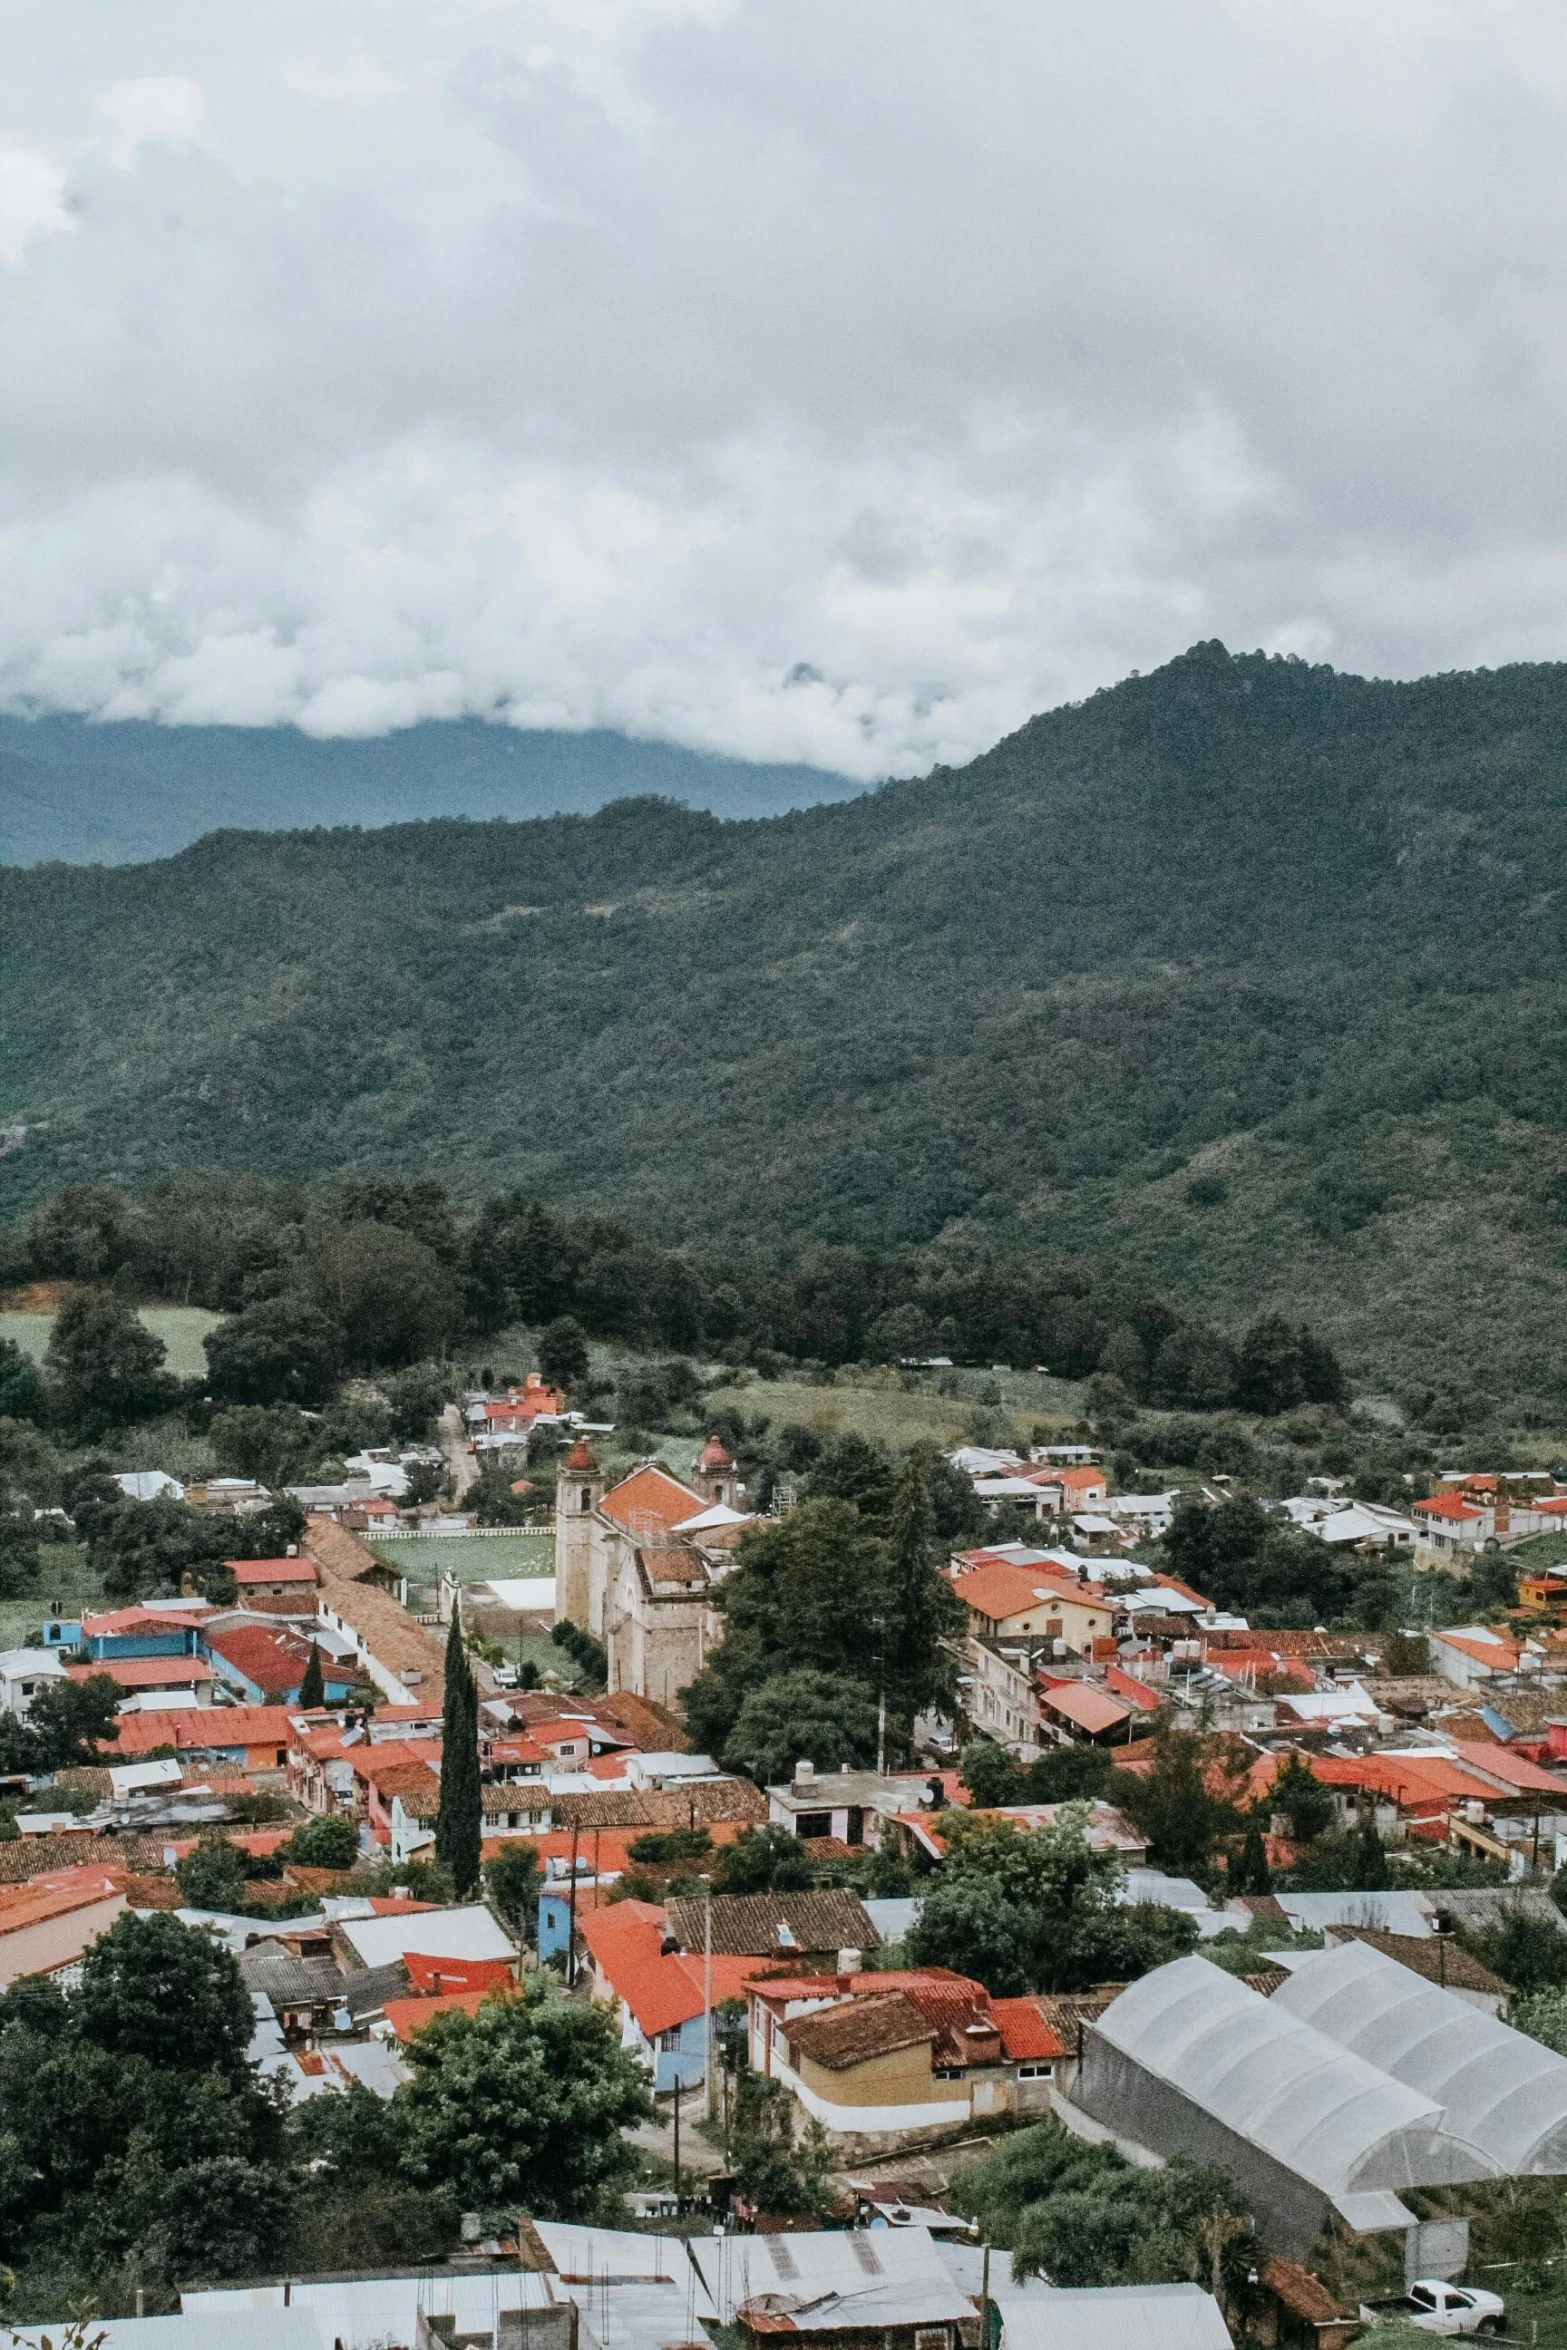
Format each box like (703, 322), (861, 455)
(1016, 2063), (1053, 2079)
(914, 2327), (950, 2350)
(1410, 2288), (1436, 2310)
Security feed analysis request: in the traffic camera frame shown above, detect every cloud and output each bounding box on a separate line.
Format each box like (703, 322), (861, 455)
(0, 4), (1565, 772)
(93, 77), (206, 169)
(0, 147), (71, 267)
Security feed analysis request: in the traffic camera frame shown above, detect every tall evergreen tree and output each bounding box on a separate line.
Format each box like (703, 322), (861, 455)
(297, 1641), (325, 1709)
(437, 1607), (483, 1895)
(884, 1453), (963, 1729)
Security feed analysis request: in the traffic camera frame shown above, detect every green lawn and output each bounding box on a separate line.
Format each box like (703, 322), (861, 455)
(0, 1305), (223, 1379)
(705, 1366), (1084, 1452)
(0, 1544), (105, 1654)
(371, 1532), (555, 1590)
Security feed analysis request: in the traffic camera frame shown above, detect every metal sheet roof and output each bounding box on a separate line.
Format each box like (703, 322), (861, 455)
(994, 2285), (1232, 2350)
(1274, 1939), (1567, 2174)
(1092, 1955), (1495, 2195)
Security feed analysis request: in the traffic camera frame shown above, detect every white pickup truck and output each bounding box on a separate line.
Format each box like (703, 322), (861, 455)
(1359, 2280), (1506, 2335)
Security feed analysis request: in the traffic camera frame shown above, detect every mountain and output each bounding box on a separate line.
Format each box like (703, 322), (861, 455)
(5, 639), (1567, 1411)
(0, 713), (863, 865)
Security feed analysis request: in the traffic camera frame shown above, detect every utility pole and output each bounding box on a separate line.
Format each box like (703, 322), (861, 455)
(673, 2072), (683, 2211)
(566, 1822), (580, 1989)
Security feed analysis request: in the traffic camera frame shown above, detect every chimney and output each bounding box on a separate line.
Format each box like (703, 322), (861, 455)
(795, 1759), (815, 1783)
(836, 1947), (862, 1977)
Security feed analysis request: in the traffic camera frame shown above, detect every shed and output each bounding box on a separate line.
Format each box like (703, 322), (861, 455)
(992, 2284), (1232, 2350)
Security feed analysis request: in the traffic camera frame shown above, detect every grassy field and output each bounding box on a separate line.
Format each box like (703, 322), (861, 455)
(0, 1543), (105, 1654)
(0, 1305), (223, 1378)
(705, 1366), (1084, 1452)
(371, 1532), (555, 1590)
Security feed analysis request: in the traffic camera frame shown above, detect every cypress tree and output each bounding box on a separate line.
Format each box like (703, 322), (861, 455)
(298, 1642), (325, 1709)
(437, 1605), (483, 1895)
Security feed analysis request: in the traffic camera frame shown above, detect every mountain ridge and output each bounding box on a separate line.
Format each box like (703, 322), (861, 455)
(5, 640), (1567, 1412)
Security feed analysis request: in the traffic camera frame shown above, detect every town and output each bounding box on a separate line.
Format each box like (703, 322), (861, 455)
(3, 1258), (1567, 2349)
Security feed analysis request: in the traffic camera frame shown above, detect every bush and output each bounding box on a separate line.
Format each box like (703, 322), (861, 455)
(286, 1814), (360, 1871)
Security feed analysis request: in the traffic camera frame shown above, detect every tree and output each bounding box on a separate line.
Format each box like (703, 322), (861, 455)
(1269, 1752), (1335, 1845)
(436, 1611), (482, 1895)
(1351, 1811), (1390, 1891)
(74, 1911), (256, 2080)
(298, 1641), (326, 1710)
(0, 1338), (43, 1424)
(712, 1824), (813, 1895)
(401, 1458), (445, 1508)
(44, 1290), (175, 1432)
(175, 1834), (249, 1914)
(485, 1843), (541, 1941)
(396, 1975), (651, 2217)
(312, 1222), (457, 1368)
(22, 1674), (121, 1768)
(210, 1403), (316, 1488)
(883, 1451), (964, 1726)
(1113, 1731), (1248, 1878)
(729, 2069), (835, 2218)
(722, 1669), (880, 1785)
(536, 1316), (590, 1396)
(961, 1739), (1026, 1809)
(1229, 1822), (1272, 1896)
(803, 1431), (899, 1522)
(907, 1812), (1199, 1995)
(204, 1296), (344, 1408)
(681, 1499), (896, 1759)
(287, 1811), (358, 1869)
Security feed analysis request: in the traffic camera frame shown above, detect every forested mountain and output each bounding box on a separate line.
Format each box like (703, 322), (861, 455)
(0, 713), (860, 865)
(6, 639), (1567, 1409)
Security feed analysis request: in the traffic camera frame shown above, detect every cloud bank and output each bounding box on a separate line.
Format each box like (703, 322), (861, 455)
(3, 0), (1567, 778)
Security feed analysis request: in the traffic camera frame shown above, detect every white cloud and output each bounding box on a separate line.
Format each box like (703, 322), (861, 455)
(0, 147), (71, 267)
(94, 77), (206, 169)
(0, 4), (1564, 770)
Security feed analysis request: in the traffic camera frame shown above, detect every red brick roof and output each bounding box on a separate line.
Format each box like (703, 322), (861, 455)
(1416, 1494), (1485, 1522)
(230, 1557), (319, 1585)
(580, 1899), (768, 2036)
(953, 1561), (1105, 1625)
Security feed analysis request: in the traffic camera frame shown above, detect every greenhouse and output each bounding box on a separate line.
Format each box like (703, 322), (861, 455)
(1275, 1938), (1567, 2175)
(1076, 1955), (1497, 2256)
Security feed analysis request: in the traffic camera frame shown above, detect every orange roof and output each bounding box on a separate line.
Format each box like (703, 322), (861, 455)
(230, 1557), (319, 1585)
(953, 1561), (1105, 1626)
(599, 1464), (706, 1537)
(580, 1899), (768, 2036)
(101, 1704), (298, 1757)
(67, 1656), (215, 1689)
(1445, 1741), (1567, 1794)
(81, 1606), (206, 1638)
(1038, 1682), (1132, 1736)
(1416, 1494), (1485, 1522)
(1152, 1575), (1213, 1608)
(1434, 1631), (1519, 1670)
(204, 1624), (313, 1696)
(1056, 1465), (1107, 1491)
(404, 1952), (517, 1994)
(0, 1876), (125, 1938)
(988, 1996), (1065, 2062)
(1305, 1751), (1507, 1810)
(383, 1988), (494, 2040)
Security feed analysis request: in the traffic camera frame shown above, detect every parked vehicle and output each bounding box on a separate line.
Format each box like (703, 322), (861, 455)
(1359, 2280), (1505, 2335)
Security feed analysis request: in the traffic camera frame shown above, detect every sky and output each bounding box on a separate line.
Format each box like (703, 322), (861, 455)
(3, 0), (1567, 780)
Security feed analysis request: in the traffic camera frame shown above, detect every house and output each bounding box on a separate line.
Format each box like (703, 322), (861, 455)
(686, 2225), (979, 2350)
(331, 1901), (520, 1975)
(467, 1373), (568, 1441)
(554, 1443), (754, 1706)
(1037, 1677), (1137, 1745)
(0, 1647), (68, 1715)
(748, 1968), (1063, 2149)
(580, 1898), (768, 2088)
(65, 1653), (215, 1703)
(949, 1553), (1116, 1658)
(202, 1618), (355, 1706)
(114, 1470), (185, 1503)
(768, 1763), (954, 1850)
(961, 1636), (1042, 1758)
(79, 1603), (209, 1662)
(1429, 1625), (1524, 1688)
(0, 1871), (128, 1987)
(304, 1514), (448, 1705)
(993, 2285), (1233, 2350)
(663, 1888), (880, 1966)
(228, 1556), (320, 1604)
(1413, 1492), (1494, 1565)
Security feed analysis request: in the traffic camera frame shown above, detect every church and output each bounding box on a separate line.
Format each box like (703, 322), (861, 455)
(553, 1437), (753, 1709)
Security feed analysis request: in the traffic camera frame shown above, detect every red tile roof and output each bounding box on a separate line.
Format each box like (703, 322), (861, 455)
(1104, 1663), (1163, 1712)
(1416, 1494), (1485, 1522)
(230, 1557), (319, 1586)
(1445, 1740), (1567, 1794)
(101, 1704), (299, 1757)
(599, 1463), (707, 1537)
(1039, 1681), (1132, 1736)
(953, 1561), (1107, 1626)
(989, 1997), (1066, 2061)
(383, 1989), (494, 2040)
(580, 1899), (768, 2036)
(66, 1656), (215, 1689)
(204, 1624), (312, 1696)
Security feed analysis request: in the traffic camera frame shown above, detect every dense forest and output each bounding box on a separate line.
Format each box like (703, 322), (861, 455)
(7, 641), (1567, 1406)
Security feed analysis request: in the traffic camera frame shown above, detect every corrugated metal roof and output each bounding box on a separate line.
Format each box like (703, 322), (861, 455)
(994, 2284), (1231, 2350)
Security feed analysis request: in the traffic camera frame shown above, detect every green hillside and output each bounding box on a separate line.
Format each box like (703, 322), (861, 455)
(6, 639), (1567, 1407)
